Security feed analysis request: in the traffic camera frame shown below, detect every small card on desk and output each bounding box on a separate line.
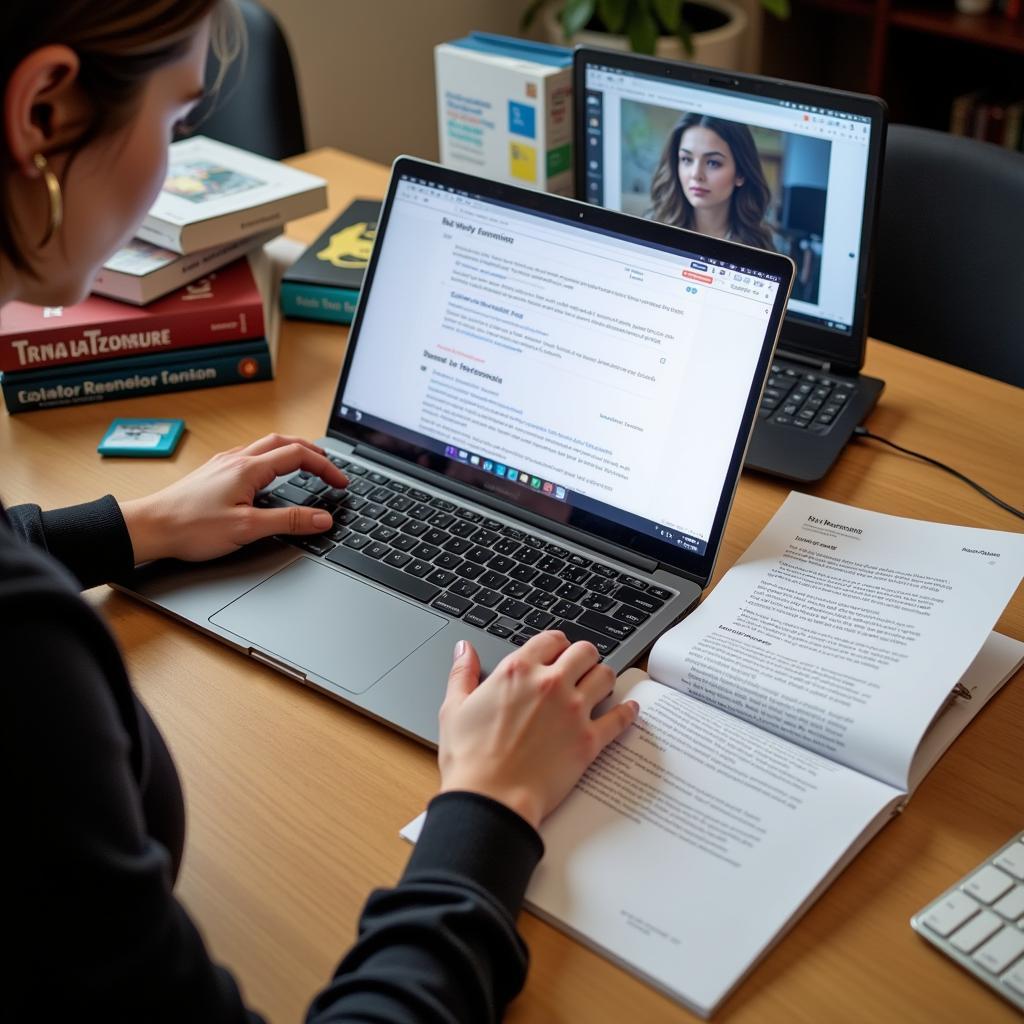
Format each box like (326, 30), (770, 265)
(98, 417), (185, 457)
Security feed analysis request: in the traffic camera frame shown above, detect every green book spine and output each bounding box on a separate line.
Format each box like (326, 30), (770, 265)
(280, 281), (360, 324)
(1, 338), (271, 413)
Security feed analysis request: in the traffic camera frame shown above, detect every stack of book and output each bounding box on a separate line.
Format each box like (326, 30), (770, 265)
(0, 136), (327, 413)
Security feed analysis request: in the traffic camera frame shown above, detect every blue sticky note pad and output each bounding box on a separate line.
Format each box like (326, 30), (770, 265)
(98, 418), (185, 457)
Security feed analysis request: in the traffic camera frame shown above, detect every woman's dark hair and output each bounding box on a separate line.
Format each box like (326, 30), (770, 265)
(0, 0), (242, 269)
(649, 113), (773, 250)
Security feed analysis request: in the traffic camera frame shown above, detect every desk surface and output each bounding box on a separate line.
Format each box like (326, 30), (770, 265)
(2, 148), (1022, 1023)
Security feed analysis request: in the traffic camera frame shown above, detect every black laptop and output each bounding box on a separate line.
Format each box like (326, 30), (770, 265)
(574, 48), (888, 482)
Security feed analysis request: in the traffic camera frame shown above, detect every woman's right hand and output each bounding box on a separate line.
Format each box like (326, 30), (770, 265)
(437, 631), (639, 831)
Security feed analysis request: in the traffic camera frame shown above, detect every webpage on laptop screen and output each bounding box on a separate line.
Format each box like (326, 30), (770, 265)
(583, 65), (873, 336)
(339, 177), (779, 556)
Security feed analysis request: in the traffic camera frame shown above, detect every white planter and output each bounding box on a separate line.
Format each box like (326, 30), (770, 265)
(541, 0), (749, 71)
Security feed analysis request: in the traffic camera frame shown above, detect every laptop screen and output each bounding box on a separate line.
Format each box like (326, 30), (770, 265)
(330, 158), (792, 581)
(575, 50), (886, 370)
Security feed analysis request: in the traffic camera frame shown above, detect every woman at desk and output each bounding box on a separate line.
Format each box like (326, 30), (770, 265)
(648, 112), (774, 250)
(0, 2), (638, 1020)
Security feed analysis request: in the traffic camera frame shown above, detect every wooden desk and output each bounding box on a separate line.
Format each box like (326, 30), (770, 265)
(2, 149), (1021, 1023)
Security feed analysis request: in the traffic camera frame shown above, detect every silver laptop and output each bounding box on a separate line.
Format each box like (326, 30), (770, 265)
(119, 156), (794, 746)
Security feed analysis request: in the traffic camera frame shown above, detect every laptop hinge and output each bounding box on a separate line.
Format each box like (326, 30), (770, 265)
(775, 347), (830, 372)
(354, 444), (660, 574)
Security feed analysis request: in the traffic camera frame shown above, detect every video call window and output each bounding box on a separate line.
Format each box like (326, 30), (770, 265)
(584, 67), (874, 335)
(618, 101), (830, 305)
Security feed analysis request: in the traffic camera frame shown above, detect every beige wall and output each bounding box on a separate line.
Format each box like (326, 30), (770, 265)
(261, 1), (766, 166)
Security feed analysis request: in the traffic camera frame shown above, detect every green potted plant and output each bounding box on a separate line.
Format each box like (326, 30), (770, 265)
(523, 0), (790, 70)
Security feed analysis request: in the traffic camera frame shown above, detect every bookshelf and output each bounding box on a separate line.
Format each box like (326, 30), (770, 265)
(761, 0), (1024, 134)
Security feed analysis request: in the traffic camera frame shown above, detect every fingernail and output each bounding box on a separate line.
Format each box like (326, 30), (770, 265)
(453, 639), (466, 662)
(628, 701), (640, 715)
(313, 511), (332, 528)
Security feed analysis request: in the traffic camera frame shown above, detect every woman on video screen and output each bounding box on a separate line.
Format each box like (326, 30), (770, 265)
(649, 113), (773, 250)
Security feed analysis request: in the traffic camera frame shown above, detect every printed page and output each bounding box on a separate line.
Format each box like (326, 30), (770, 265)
(403, 673), (902, 1016)
(648, 492), (1024, 790)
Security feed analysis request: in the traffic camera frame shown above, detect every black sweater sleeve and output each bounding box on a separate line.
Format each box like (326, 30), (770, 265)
(3, 504), (543, 1022)
(5, 494), (134, 588)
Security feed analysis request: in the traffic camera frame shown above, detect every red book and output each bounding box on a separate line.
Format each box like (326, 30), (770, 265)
(0, 257), (264, 373)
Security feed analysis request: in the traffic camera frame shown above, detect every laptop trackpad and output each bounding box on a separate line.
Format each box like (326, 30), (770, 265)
(209, 557), (446, 694)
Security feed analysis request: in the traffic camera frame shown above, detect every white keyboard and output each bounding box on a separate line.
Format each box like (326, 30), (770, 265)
(912, 831), (1024, 1011)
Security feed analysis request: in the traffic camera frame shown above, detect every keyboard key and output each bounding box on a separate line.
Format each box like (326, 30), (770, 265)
(515, 546), (542, 565)
(522, 534), (545, 549)
(480, 571), (507, 590)
(328, 526), (351, 543)
(408, 503), (434, 520)
(387, 495), (413, 512)
(972, 926), (1024, 973)
(433, 552), (462, 570)
(502, 580), (531, 600)
(273, 482), (319, 506)
(497, 598), (531, 619)
(590, 563), (617, 579)
(544, 543), (569, 558)
(344, 533), (370, 550)
(423, 528), (449, 546)
(950, 910), (1002, 953)
(614, 605), (649, 626)
(618, 574), (647, 589)
(413, 543), (441, 560)
(615, 585), (664, 613)
(455, 508), (482, 522)
(587, 575), (615, 594)
(345, 464), (367, 476)
(578, 609), (635, 640)
(370, 526), (398, 543)
(351, 517), (378, 534)
(647, 585), (675, 601)
(383, 550), (412, 568)
(580, 594), (615, 613)
(510, 633), (532, 646)
(430, 497), (456, 511)
(455, 561), (485, 581)
(559, 566), (590, 585)
(487, 622), (514, 639)
(464, 606), (497, 628)
(554, 619), (618, 656)
(300, 536), (335, 556)
(404, 559), (431, 577)
(995, 843), (1024, 881)
(524, 610), (555, 629)
(472, 528), (499, 546)
(993, 885), (1024, 921)
(409, 488), (432, 502)
(488, 555), (517, 575)
(301, 477), (328, 494)
(391, 534), (418, 552)
(566, 553), (591, 569)
(922, 890), (980, 937)
(538, 555), (565, 574)
(325, 545), (440, 603)
(527, 590), (557, 610)
(483, 518), (503, 531)
(474, 588), (502, 608)
(432, 593), (471, 617)
(492, 537), (521, 556)
(327, 456), (349, 469)
(368, 471), (389, 485)
(465, 545), (493, 564)
(551, 600), (583, 620)
(510, 565), (539, 583)
(450, 579), (480, 598)
(348, 479), (374, 496)
(379, 512), (407, 529)
(966, 866), (1015, 904)
(450, 520), (477, 538)
(556, 583), (587, 602)
(426, 569), (456, 588)
(362, 502), (387, 519)
(401, 520), (429, 537)
(386, 480), (408, 493)
(430, 512), (455, 529)
(1006, 961), (1024, 998)
(533, 573), (561, 592)
(364, 542), (389, 560)
(501, 525), (524, 539)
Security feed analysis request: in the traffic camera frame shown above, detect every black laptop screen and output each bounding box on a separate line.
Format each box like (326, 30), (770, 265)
(330, 158), (793, 582)
(575, 51), (886, 370)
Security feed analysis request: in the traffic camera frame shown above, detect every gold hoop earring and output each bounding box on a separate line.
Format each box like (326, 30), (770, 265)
(33, 153), (63, 247)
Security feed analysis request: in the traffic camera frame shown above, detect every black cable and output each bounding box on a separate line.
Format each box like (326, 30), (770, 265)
(853, 426), (1024, 522)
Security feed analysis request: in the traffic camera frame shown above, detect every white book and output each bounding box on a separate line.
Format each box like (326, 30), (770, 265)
(403, 492), (1024, 1016)
(138, 136), (327, 255)
(92, 229), (281, 305)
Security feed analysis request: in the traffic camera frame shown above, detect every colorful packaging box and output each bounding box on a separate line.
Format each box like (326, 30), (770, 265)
(434, 33), (574, 196)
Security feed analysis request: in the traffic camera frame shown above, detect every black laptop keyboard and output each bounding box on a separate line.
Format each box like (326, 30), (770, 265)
(759, 361), (858, 433)
(255, 455), (677, 658)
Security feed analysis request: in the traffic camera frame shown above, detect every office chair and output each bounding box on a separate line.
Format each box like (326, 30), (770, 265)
(178, 0), (306, 160)
(869, 124), (1024, 389)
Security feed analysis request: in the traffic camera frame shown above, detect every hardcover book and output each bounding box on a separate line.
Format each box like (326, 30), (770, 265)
(0, 257), (265, 373)
(138, 136), (327, 254)
(280, 199), (381, 324)
(1, 338), (272, 413)
(92, 228), (281, 305)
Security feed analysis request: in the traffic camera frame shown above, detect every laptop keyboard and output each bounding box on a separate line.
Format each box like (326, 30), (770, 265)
(255, 454), (677, 657)
(759, 361), (858, 433)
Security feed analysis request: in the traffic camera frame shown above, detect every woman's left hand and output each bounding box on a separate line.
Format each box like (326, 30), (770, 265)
(119, 434), (348, 564)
